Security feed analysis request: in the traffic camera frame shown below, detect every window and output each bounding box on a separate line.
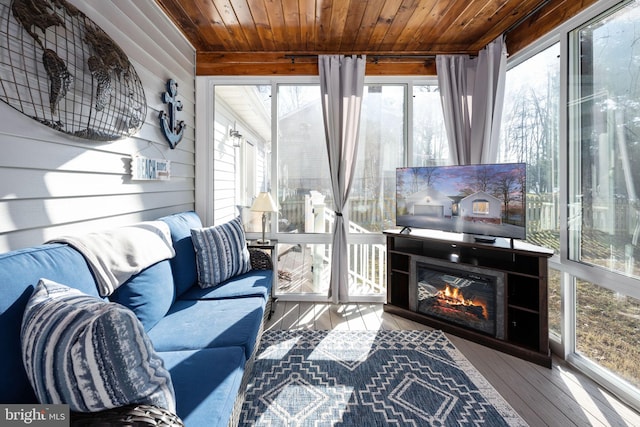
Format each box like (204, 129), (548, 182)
(499, 44), (564, 344)
(276, 84), (332, 235)
(576, 279), (640, 388)
(346, 84), (406, 297)
(350, 84), (405, 233)
(276, 84), (333, 295)
(413, 84), (449, 166)
(567, 0), (640, 403)
(213, 85), (271, 228)
(569, 2), (640, 279)
(472, 200), (490, 215)
(499, 44), (560, 253)
(547, 268), (562, 336)
(278, 243), (332, 295)
(213, 80), (448, 301)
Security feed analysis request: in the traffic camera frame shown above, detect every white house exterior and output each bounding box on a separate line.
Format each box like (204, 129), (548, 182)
(406, 188), (453, 218)
(459, 191), (501, 223)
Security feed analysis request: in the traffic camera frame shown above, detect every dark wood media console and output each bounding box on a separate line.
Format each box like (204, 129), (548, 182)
(384, 229), (554, 367)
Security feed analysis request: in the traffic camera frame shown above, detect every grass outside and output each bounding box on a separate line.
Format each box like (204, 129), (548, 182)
(528, 230), (640, 389)
(576, 280), (640, 388)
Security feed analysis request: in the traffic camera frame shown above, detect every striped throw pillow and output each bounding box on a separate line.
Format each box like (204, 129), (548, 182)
(190, 216), (251, 288)
(21, 279), (176, 413)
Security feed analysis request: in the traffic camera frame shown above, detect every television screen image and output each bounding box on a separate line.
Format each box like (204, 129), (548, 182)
(396, 163), (526, 240)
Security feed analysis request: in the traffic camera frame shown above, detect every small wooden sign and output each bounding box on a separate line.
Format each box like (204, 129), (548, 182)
(131, 156), (171, 180)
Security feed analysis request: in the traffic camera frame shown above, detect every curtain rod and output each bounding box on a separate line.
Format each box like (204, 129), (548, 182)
(284, 54), (436, 64)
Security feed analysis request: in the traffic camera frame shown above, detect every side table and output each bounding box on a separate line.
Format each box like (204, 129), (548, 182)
(247, 239), (278, 319)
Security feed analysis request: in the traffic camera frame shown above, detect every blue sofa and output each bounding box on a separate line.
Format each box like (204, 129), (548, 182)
(0, 211), (273, 426)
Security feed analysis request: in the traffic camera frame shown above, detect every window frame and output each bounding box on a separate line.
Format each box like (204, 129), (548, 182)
(503, 0), (640, 410)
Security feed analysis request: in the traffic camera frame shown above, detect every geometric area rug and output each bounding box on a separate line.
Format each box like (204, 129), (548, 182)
(239, 329), (528, 426)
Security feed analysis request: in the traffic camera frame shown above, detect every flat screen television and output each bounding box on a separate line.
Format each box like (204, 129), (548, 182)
(396, 163), (526, 241)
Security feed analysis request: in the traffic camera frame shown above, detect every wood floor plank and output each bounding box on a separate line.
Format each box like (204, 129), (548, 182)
(313, 303), (332, 330)
(329, 304), (350, 330)
(488, 350), (581, 426)
(549, 361), (640, 426)
(378, 307), (403, 330)
(264, 298), (286, 331)
(278, 301), (301, 330)
(391, 312), (430, 330)
(492, 346), (639, 427)
(358, 303), (384, 330)
(342, 303), (367, 330)
(295, 302), (316, 329)
(499, 353), (611, 427)
(446, 334), (550, 426)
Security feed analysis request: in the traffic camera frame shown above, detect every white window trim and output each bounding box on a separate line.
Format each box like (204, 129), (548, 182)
(510, 0), (640, 412)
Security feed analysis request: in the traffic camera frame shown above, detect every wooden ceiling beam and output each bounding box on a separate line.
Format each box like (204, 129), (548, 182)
(196, 52), (438, 76)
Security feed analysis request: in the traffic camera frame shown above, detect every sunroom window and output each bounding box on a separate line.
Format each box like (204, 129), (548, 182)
(568, 0), (640, 395)
(498, 44), (561, 337)
(214, 80), (448, 300)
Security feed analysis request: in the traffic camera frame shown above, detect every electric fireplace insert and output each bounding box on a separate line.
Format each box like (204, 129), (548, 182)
(409, 256), (505, 339)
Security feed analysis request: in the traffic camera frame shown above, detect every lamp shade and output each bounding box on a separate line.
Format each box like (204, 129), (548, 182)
(250, 192), (277, 213)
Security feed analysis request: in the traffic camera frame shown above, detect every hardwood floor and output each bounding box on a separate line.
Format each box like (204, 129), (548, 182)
(265, 301), (640, 427)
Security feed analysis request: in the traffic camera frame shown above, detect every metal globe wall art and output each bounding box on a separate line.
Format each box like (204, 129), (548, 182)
(0, 0), (147, 141)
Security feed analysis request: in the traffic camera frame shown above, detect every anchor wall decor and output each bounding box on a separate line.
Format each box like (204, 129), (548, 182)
(159, 79), (185, 149)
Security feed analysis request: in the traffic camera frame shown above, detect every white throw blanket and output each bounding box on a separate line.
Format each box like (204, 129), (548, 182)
(49, 221), (176, 297)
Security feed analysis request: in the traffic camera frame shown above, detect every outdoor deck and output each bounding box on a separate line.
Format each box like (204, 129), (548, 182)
(276, 242), (386, 296)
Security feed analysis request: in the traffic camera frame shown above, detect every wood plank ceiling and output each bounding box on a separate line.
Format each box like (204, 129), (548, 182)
(155, 0), (598, 76)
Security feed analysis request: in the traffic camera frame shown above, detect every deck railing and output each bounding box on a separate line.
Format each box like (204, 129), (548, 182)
(305, 195), (386, 295)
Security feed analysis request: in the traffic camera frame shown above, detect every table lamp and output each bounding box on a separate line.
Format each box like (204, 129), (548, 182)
(250, 192), (277, 244)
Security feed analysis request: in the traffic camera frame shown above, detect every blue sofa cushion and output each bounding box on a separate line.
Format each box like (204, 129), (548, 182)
(21, 279), (176, 413)
(180, 269), (273, 302)
(191, 216), (251, 288)
(160, 347), (246, 427)
(110, 260), (175, 331)
(157, 211), (203, 298)
(0, 244), (99, 403)
(148, 297), (265, 358)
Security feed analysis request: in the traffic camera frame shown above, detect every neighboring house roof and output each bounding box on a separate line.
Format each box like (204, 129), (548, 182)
(406, 188), (453, 207)
(461, 191), (501, 204)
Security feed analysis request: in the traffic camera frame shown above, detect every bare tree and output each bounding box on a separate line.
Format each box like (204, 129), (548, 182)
(492, 170), (521, 222)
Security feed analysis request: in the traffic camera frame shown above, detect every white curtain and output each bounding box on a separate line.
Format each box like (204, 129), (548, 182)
(470, 35), (507, 164)
(318, 54), (366, 303)
(436, 55), (474, 165)
(437, 35), (507, 165)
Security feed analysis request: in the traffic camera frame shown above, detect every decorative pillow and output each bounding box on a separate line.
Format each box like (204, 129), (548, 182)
(109, 260), (175, 332)
(21, 279), (176, 413)
(157, 211), (203, 298)
(190, 216), (251, 288)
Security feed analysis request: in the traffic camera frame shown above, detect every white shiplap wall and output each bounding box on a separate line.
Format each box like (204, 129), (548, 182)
(0, 0), (196, 252)
(211, 97), (268, 229)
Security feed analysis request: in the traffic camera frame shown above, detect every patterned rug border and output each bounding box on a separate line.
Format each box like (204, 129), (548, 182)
(430, 330), (525, 426)
(241, 329), (527, 426)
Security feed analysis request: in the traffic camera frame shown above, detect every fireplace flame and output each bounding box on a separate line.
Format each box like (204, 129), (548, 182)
(437, 284), (488, 319)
